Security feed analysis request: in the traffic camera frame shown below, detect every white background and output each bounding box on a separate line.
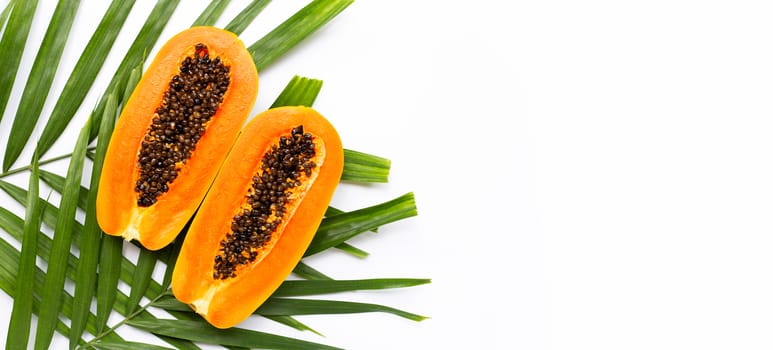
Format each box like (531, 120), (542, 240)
(1, 0), (773, 349)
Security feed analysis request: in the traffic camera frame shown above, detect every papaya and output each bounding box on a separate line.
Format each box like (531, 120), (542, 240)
(97, 26), (258, 250)
(171, 106), (344, 329)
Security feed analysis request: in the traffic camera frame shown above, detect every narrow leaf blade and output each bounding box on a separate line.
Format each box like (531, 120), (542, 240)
(34, 0), (136, 157)
(249, 0), (353, 70)
(0, 1), (14, 31)
(341, 149), (391, 183)
(86, 0), (181, 142)
(264, 315), (323, 336)
(0, 212), (120, 344)
(270, 75), (323, 108)
(96, 235), (124, 334)
(91, 341), (176, 350)
(334, 242), (369, 258)
(121, 64), (142, 107)
(305, 193), (418, 256)
(34, 119), (91, 350)
(126, 249), (158, 313)
(224, 0), (270, 36)
(293, 260), (332, 280)
(161, 235), (185, 290)
(274, 278), (432, 297)
(0, 0), (37, 124)
(39, 169), (89, 209)
(191, 0), (231, 27)
(5, 153), (41, 349)
(127, 319), (342, 350)
(3, 0), (80, 171)
(69, 94), (117, 348)
(258, 297), (429, 322)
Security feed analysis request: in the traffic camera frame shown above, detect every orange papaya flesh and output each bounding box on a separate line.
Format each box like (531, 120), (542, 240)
(172, 106), (344, 329)
(97, 26), (258, 250)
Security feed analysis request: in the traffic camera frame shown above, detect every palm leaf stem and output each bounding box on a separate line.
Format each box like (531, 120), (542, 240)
(0, 147), (96, 179)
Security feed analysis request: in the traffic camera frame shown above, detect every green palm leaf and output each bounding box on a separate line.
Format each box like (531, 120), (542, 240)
(342, 149), (392, 182)
(274, 278), (432, 296)
(29, 0), (135, 161)
(5, 153), (41, 349)
(39, 169), (89, 210)
(91, 342), (176, 350)
(191, 0), (231, 27)
(263, 315), (324, 336)
(69, 94), (118, 348)
(0, 0), (37, 124)
(86, 0), (182, 140)
(152, 294), (427, 321)
(127, 318), (342, 350)
(126, 249), (160, 314)
(271, 75), (324, 108)
(293, 260), (333, 280)
(224, 0), (270, 35)
(0, 1), (428, 348)
(249, 0), (354, 70)
(258, 298), (429, 321)
(122, 64), (143, 107)
(306, 193), (419, 256)
(0, 212), (125, 345)
(0, 190), (199, 349)
(96, 235), (124, 334)
(0, 1), (14, 30)
(161, 236), (185, 290)
(3, 0), (80, 171)
(34, 118), (91, 350)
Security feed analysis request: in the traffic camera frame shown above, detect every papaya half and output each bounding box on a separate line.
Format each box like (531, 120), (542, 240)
(97, 26), (258, 250)
(172, 106), (344, 329)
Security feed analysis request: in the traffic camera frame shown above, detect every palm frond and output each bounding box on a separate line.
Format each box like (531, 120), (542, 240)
(0, 1), (15, 32)
(0, 0), (37, 125)
(224, 0), (270, 35)
(5, 153), (41, 349)
(293, 260), (333, 280)
(0, 207), (126, 345)
(249, 0), (353, 70)
(122, 65), (143, 107)
(31, 0), (136, 160)
(342, 149), (392, 182)
(306, 193), (418, 256)
(3, 0), (80, 171)
(0, 1), (428, 348)
(86, 0), (181, 142)
(95, 235), (123, 334)
(126, 249), (161, 314)
(274, 278), (432, 296)
(127, 318), (342, 350)
(69, 93), (117, 348)
(258, 297), (429, 321)
(90, 341), (176, 350)
(34, 118), (91, 350)
(263, 315), (324, 336)
(271, 75), (324, 108)
(191, 0), (231, 27)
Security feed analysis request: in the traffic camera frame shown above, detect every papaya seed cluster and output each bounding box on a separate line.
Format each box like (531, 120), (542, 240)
(213, 125), (317, 280)
(135, 43), (230, 207)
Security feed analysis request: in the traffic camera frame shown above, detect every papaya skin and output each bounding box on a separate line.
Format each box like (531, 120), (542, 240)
(96, 26), (258, 250)
(171, 106), (344, 329)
